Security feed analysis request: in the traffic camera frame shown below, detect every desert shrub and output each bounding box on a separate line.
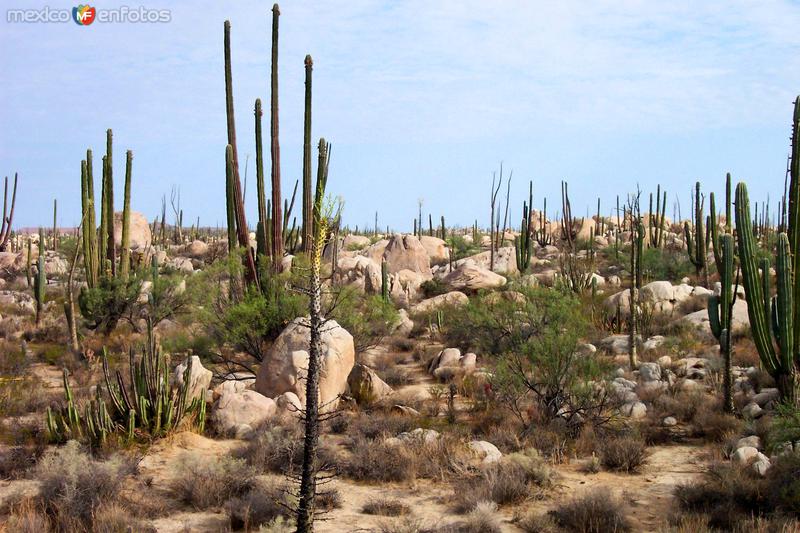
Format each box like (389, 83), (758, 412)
(172, 453), (254, 508)
(420, 278), (449, 298)
(0, 443), (45, 479)
(333, 288), (399, 353)
(691, 405), (742, 442)
(637, 247), (694, 284)
(92, 501), (151, 533)
(78, 275), (143, 333)
(447, 286), (613, 426)
(348, 412), (416, 441)
(550, 489), (631, 532)
(448, 235), (481, 262)
(340, 437), (417, 482)
(0, 375), (48, 418)
(453, 450), (552, 512)
(35, 441), (134, 530)
(226, 478), (293, 530)
(599, 435), (648, 473)
(456, 501), (503, 533)
(765, 451), (800, 516)
(362, 498), (411, 516)
(516, 511), (559, 533)
(239, 425), (303, 474)
(5, 498), (50, 533)
(770, 402), (800, 454)
(205, 276), (306, 368)
(317, 487), (343, 511)
(674, 462), (764, 530)
(381, 366), (414, 387)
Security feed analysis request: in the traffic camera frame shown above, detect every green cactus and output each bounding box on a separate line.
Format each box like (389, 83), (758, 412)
(709, 173), (732, 276)
(225, 144), (237, 252)
(302, 55), (314, 253)
(25, 237), (31, 288)
(648, 185), (667, 248)
(34, 235), (46, 326)
(736, 184), (796, 402)
(684, 181), (708, 286)
(515, 181), (534, 272)
(707, 233), (736, 412)
(0, 173), (18, 252)
(120, 150), (132, 279)
(629, 217), (644, 368)
(47, 319), (205, 446)
(52, 199), (58, 252)
(255, 98), (268, 260)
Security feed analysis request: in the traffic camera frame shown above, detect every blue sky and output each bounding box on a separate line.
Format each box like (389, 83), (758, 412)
(1, 1), (799, 231)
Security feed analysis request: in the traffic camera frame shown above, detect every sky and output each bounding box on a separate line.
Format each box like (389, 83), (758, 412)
(1, 0), (799, 232)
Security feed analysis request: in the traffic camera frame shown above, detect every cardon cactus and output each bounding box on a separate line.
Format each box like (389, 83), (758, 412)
(736, 184), (796, 402)
(709, 173), (732, 275)
(34, 239), (46, 326)
(381, 257), (389, 302)
(735, 96), (800, 403)
(515, 181), (534, 272)
(684, 181), (708, 286)
(707, 233), (736, 412)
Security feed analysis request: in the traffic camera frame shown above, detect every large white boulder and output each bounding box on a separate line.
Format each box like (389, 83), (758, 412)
(254, 318), (355, 411)
(113, 211), (152, 249)
(410, 291), (468, 314)
(443, 261), (506, 291)
(382, 234), (431, 277)
(211, 390), (276, 436)
(419, 236), (450, 265)
(174, 355), (213, 402)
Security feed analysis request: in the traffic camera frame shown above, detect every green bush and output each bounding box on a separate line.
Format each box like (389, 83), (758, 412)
(333, 287), (399, 353)
(78, 275), (142, 333)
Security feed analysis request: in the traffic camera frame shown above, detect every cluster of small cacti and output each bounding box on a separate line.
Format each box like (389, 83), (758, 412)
(46, 319), (206, 446)
(79, 129), (133, 287)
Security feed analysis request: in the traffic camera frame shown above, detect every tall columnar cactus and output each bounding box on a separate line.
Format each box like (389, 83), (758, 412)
(52, 199), (58, 251)
(255, 98), (268, 260)
(225, 144), (237, 253)
(736, 184), (796, 402)
(120, 150), (132, 279)
(684, 181), (708, 286)
(629, 218), (644, 369)
(104, 129), (116, 277)
(514, 181), (534, 272)
(269, 4), (284, 269)
(708, 233), (736, 412)
(25, 237), (32, 287)
(34, 232), (46, 326)
(302, 55), (313, 253)
(0, 173), (18, 252)
(789, 95), (800, 337)
(223, 20), (259, 288)
(648, 185), (667, 248)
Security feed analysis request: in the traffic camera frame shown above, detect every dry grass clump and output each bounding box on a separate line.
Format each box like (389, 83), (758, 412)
(598, 435), (648, 473)
(34, 440), (136, 531)
(549, 488), (631, 532)
(452, 501), (503, 532)
(381, 365), (415, 387)
(0, 441), (45, 479)
(348, 411), (417, 440)
(172, 453), (254, 508)
(690, 404), (742, 442)
(453, 449), (552, 513)
(671, 454), (800, 530)
(362, 497), (411, 516)
(226, 478), (293, 531)
(238, 422), (337, 475)
(340, 437), (418, 482)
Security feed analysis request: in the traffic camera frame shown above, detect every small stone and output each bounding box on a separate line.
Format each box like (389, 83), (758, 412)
(736, 435), (761, 451)
(742, 402), (764, 419)
(663, 416), (678, 427)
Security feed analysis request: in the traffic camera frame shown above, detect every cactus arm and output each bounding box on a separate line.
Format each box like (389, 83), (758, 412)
(708, 295), (722, 339)
(776, 233), (794, 372)
(735, 182), (779, 373)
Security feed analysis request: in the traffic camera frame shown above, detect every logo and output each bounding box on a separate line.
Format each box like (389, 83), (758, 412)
(72, 4), (96, 25)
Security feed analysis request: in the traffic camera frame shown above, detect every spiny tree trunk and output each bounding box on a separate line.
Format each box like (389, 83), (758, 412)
(296, 139), (329, 533)
(302, 55), (313, 253)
